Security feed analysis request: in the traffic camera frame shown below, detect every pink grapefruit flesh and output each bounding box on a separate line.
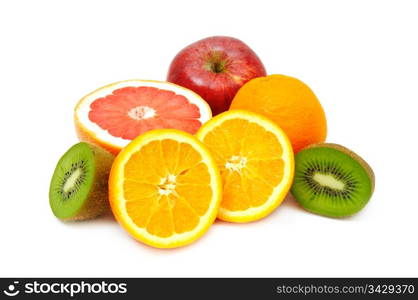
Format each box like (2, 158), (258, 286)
(89, 86), (202, 139)
(74, 80), (212, 154)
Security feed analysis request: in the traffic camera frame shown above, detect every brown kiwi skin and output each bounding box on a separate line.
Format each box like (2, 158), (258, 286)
(65, 144), (114, 221)
(301, 142), (375, 193)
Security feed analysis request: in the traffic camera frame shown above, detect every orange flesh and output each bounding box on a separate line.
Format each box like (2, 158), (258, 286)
(122, 140), (213, 237)
(201, 119), (285, 211)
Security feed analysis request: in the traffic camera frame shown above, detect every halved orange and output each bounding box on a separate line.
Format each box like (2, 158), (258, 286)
(109, 129), (222, 248)
(75, 80), (212, 155)
(196, 110), (294, 222)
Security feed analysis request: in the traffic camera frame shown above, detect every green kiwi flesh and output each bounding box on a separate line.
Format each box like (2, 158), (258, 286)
(291, 143), (374, 217)
(49, 142), (114, 221)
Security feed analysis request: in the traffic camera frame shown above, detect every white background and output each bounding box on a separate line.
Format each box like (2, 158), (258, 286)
(1, 0), (417, 277)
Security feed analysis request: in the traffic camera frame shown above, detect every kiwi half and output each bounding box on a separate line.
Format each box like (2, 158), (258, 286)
(49, 142), (114, 221)
(291, 143), (374, 217)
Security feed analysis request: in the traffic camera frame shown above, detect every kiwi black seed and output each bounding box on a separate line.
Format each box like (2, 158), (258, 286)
(291, 143), (375, 218)
(49, 142), (114, 221)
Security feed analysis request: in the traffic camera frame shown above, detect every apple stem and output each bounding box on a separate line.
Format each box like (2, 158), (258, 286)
(212, 61), (225, 73)
(205, 51), (227, 74)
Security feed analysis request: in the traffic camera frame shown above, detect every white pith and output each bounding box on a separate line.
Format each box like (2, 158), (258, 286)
(225, 155), (247, 172)
(158, 174), (177, 196)
(313, 173), (345, 190)
(76, 80), (212, 148)
(127, 106), (156, 120)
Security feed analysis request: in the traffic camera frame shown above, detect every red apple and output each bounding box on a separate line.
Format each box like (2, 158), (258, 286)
(167, 36), (266, 115)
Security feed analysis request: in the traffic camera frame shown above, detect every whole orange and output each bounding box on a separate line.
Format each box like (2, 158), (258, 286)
(230, 74), (327, 153)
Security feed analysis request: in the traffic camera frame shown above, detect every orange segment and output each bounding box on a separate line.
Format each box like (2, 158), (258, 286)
(139, 140), (168, 177)
(223, 171), (251, 211)
(123, 152), (161, 184)
(199, 130), (232, 167)
(176, 142), (203, 173)
(123, 181), (158, 200)
(241, 123), (283, 159)
(175, 184), (213, 216)
(214, 119), (249, 154)
(176, 162), (212, 185)
(196, 110), (294, 223)
(160, 139), (180, 173)
(246, 159), (284, 185)
(146, 196), (174, 238)
(109, 129), (222, 248)
(171, 195), (200, 234)
(125, 197), (157, 228)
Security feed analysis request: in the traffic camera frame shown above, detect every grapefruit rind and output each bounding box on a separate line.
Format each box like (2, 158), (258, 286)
(196, 109), (295, 223)
(109, 129), (222, 248)
(75, 80), (212, 154)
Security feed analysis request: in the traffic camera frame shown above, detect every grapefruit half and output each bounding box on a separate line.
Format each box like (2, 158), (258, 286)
(74, 80), (212, 154)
